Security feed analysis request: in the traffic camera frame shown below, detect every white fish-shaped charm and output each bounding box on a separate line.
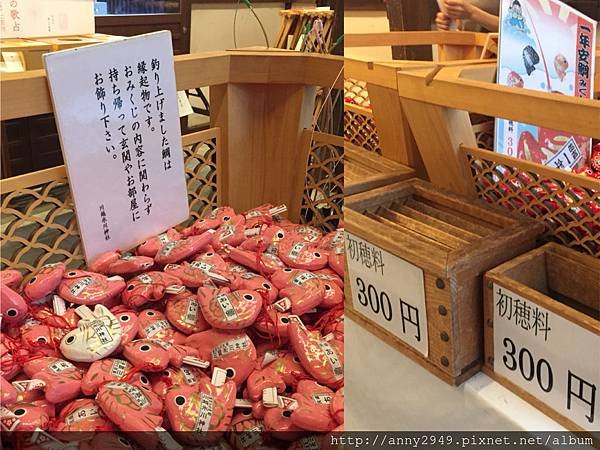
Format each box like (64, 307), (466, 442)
(59, 305), (122, 362)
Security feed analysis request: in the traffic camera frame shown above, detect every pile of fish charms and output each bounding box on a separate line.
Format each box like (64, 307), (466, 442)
(0, 204), (345, 449)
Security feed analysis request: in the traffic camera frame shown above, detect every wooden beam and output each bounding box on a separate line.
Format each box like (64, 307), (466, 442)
(345, 31), (489, 48)
(396, 66), (600, 139)
(0, 50), (343, 121)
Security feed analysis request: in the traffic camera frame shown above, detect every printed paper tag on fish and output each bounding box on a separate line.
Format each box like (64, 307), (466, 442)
(48, 360), (76, 373)
(312, 393), (333, 405)
(144, 319), (171, 338)
(184, 298), (200, 325)
(65, 406), (100, 425)
(211, 337), (250, 359)
(106, 382), (149, 408)
(215, 294), (238, 321)
(190, 260), (213, 272)
(110, 359), (130, 378)
(70, 277), (94, 296)
(546, 137), (582, 170)
(194, 393), (214, 432)
(181, 366), (198, 385)
(292, 272), (317, 286)
(317, 340), (343, 380)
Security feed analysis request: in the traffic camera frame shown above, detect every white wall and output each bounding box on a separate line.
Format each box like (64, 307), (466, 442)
(190, 2), (313, 53)
(344, 10), (391, 61)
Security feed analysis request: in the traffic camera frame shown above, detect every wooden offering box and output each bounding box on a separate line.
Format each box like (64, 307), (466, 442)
(483, 243), (599, 432)
(345, 179), (543, 385)
(345, 142), (415, 195)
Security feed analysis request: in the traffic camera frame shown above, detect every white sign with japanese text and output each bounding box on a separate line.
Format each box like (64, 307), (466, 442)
(493, 284), (600, 431)
(0, 0), (94, 38)
(44, 31), (189, 263)
(345, 232), (428, 357)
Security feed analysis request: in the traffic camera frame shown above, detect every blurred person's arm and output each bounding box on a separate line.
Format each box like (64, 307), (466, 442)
(442, 0), (499, 31)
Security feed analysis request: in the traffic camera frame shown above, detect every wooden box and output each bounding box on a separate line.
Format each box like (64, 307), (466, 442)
(345, 142), (414, 195)
(483, 243), (599, 432)
(345, 178), (544, 385)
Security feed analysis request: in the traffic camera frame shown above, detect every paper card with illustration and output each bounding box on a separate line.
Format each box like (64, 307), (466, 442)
(495, 0), (596, 171)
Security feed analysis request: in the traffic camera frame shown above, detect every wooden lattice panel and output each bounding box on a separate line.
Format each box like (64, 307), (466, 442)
(344, 78), (370, 108)
(344, 103), (381, 154)
(463, 146), (600, 257)
(181, 128), (219, 227)
(1, 128), (221, 275)
(301, 131), (343, 232)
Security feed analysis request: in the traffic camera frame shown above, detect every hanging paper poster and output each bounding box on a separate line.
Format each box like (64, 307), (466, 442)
(495, 0), (596, 171)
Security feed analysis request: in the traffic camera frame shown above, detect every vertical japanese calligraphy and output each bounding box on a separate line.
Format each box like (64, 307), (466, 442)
(493, 284), (599, 431)
(345, 232), (428, 357)
(44, 31), (189, 263)
(495, 0), (596, 170)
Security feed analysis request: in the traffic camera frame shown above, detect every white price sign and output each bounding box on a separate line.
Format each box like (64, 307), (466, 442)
(44, 31), (189, 263)
(345, 232), (428, 357)
(493, 284), (600, 431)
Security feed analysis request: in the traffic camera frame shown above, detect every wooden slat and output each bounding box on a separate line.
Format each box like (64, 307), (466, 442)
(0, 50), (343, 121)
(1, 128), (220, 193)
(396, 65), (600, 139)
(345, 31), (489, 48)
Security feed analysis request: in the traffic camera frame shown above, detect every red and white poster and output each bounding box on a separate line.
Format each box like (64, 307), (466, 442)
(495, 0), (596, 171)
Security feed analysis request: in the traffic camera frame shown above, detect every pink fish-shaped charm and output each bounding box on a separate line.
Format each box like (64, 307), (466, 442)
(81, 358), (134, 395)
(181, 206), (236, 237)
(288, 318), (344, 389)
(137, 228), (181, 257)
(0, 269), (23, 289)
(123, 339), (207, 372)
(277, 282), (325, 316)
(228, 271), (278, 303)
(246, 367), (286, 402)
(23, 263), (66, 302)
(211, 215), (246, 250)
(58, 270), (125, 306)
(22, 356), (83, 403)
(290, 379), (338, 432)
(164, 377), (236, 444)
(96, 379), (163, 432)
(185, 329), (256, 385)
(197, 287), (262, 330)
(51, 398), (115, 434)
(137, 309), (186, 344)
(165, 290), (210, 335)
(278, 239), (328, 271)
(224, 246), (286, 275)
(243, 203), (286, 228)
(149, 365), (208, 397)
(154, 232), (214, 265)
(1, 400), (52, 432)
(121, 271), (182, 308)
(110, 308), (139, 352)
(88, 251), (121, 274)
(1, 285), (28, 325)
(331, 387), (344, 425)
(254, 306), (294, 339)
(106, 255), (154, 277)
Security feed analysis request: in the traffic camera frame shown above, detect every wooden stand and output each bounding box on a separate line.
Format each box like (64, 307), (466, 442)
(394, 61), (600, 257)
(345, 178), (543, 385)
(0, 50), (343, 273)
(345, 142), (414, 195)
(483, 243), (599, 432)
(344, 31), (498, 180)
